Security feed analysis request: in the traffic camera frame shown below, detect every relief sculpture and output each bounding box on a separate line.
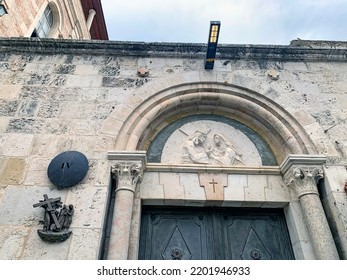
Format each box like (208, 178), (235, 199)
(182, 131), (243, 165)
(160, 119), (263, 166)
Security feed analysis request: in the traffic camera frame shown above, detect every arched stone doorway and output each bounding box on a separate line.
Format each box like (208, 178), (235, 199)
(103, 75), (339, 260)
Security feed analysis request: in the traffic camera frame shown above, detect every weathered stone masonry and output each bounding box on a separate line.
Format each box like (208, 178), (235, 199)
(0, 37), (346, 259)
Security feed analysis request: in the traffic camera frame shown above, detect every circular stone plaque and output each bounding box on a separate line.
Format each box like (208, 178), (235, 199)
(47, 151), (89, 188)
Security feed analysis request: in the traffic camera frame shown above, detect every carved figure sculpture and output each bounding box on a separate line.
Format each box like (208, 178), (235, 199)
(208, 134), (243, 165)
(182, 131), (209, 164)
(33, 194), (74, 242)
(181, 131), (243, 165)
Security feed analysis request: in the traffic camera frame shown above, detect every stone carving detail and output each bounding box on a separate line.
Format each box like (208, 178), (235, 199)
(182, 131), (243, 165)
(137, 66), (149, 77)
(161, 120), (262, 166)
(33, 194), (74, 242)
(266, 69), (280, 80)
(284, 166), (323, 197)
(111, 161), (143, 192)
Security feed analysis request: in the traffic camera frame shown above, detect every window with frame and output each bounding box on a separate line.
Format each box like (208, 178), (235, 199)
(31, 5), (53, 38)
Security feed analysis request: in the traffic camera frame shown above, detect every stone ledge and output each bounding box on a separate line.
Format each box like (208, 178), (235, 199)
(1, 37), (347, 62)
(280, 154), (327, 175)
(146, 163), (281, 175)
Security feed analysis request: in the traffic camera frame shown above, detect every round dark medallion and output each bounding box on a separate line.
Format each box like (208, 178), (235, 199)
(47, 151), (89, 188)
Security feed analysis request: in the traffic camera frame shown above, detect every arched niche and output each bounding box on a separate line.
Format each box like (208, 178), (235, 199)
(146, 114), (277, 166)
(113, 81), (316, 164)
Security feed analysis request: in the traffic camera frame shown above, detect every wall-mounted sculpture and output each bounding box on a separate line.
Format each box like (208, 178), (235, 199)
(33, 194), (74, 242)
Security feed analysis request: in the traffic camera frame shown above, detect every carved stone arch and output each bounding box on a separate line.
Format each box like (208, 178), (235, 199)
(110, 75), (316, 164)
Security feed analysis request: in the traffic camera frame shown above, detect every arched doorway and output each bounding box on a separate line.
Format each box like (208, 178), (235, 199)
(103, 76), (338, 260)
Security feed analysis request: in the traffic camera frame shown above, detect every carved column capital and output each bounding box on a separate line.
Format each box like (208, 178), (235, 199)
(111, 161), (144, 193)
(280, 154), (326, 198)
(108, 151), (147, 194)
(283, 166), (323, 198)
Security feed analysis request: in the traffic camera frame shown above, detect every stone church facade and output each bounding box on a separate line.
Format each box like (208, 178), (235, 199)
(0, 37), (346, 260)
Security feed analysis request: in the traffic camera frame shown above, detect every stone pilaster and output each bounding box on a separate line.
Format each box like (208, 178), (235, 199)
(281, 155), (339, 260)
(107, 151), (146, 260)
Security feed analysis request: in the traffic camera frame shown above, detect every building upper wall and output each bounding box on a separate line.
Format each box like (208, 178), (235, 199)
(0, 0), (92, 39)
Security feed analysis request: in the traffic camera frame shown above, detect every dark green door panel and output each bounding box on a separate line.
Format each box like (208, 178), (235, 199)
(139, 207), (294, 260)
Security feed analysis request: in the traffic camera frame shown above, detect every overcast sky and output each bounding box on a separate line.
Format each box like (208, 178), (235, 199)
(101, 0), (346, 45)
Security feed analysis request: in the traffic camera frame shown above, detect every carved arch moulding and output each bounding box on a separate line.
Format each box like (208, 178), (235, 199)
(103, 78), (316, 164)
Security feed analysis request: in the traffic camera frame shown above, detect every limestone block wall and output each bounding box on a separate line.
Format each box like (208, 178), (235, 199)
(0, 38), (346, 259)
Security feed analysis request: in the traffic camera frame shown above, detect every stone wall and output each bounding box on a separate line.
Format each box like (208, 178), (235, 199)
(0, 38), (346, 259)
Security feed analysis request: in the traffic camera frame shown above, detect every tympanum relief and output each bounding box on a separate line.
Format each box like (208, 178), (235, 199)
(161, 120), (262, 166)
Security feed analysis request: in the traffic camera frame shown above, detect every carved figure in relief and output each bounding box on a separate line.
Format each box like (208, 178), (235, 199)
(207, 134), (243, 165)
(54, 204), (74, 231)
(182, 131), (209, 164)
(182, 131), (243, 165)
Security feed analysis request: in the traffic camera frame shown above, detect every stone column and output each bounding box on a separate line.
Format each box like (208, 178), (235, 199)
(281, 155), (339, 260)
(107, 151), (146, 260)
(86, 9), (96, 31)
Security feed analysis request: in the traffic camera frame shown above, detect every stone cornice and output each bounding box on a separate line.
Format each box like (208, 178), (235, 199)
(146, 163), (281, 175)
(1, 37), (347, 62)
(280, 154), (326, 198)
(108, 151), (147, 167)
(280, 154), (327, 175)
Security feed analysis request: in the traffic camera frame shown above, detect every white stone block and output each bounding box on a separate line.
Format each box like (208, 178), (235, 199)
(0, 186), (67, 225)
(225, 174), (247, 202)
(21, 226), (71, 259)
(244, 175), (266, 202)
(68, 228), (101, 260)
(0, 226), (29, 260)
(179, 173), (205, 204)
(66, 75), (102, 88)
(74, 65), (100, 75)
(323, 166), (347, 193)
(66, 185), (107, 229)
(265, 175), (291, 203)
(140, 172), (164, 204)
(1, 134), (34, 156)
(159, 172), (185, 205)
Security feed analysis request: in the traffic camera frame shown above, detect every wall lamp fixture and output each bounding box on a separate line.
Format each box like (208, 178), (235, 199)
(205, 21), (221, 70)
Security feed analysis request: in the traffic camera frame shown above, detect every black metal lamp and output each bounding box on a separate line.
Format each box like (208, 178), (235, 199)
(0, 0), (8, 17)
(205, 21), (221, 70)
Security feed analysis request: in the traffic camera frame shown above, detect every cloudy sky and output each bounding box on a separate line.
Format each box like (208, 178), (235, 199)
(101, 0), (346, 45)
